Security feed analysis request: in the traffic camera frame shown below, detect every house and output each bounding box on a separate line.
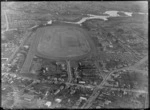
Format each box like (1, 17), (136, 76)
(45, 101), (52, 107)
(55, 98), (62, 103)
(79, 81), (85, 84)
(54, 89), (60, 95)
(80, 96), (87, 101)
(22, 94), (34, 101)
(23, 45), (29, 49)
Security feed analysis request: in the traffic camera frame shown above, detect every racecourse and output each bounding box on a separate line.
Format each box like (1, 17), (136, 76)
(20, 23), (96, 73)
(37, 25), (90, 58)
(35, 23), (96, 61)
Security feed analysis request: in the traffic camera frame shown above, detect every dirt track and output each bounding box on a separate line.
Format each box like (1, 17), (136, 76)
(37, 25), (91, 58)
(35, 23), (96, 61)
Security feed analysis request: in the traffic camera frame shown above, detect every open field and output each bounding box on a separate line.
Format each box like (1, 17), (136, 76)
(37, 25), (90, 58)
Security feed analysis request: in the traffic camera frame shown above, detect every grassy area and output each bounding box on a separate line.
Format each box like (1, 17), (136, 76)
(2, 1), (148, 13)
(36, 24), (92, 59)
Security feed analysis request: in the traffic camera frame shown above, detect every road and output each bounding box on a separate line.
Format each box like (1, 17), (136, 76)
(2, 10), (17, 34)
(81, 56), (148, 108)
(94, 61), (105, 78)
(65, 82), (147, 93)
(133, 55), (148, 68)
(144, 93), (149, 108)
(118, 41), (140, 60)
(5, 31), (33, 65)
(102, 27), (141, 60)
(99, 86), (148, 94)
(20, 29), (41, 73)
(2, 72), (40, 82)
(66, 60), (72, 83)
(4, 11), (9, 32)
(126, 68), (147, 75)
(81, 67), (120, 108)
(3, 71), (147, 94)
(81, 68), (118, 108)
(65, 82), (94, 88)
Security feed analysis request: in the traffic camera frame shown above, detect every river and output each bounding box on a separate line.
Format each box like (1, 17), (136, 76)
(45, 10), (147, 27)
(2, 10), (148, 33)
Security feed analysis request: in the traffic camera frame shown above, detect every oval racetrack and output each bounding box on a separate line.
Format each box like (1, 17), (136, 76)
(20, 23), (95, 73)
(36, 23), (94, 60)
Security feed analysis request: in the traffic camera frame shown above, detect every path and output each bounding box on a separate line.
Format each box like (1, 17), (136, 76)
(66, 60), (72, 83)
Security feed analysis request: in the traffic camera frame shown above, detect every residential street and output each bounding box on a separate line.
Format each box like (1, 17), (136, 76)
(81, 55), (148, 108)
(66, 60), (72, 83)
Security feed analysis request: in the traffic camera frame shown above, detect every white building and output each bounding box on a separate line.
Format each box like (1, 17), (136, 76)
(55, 98), (62, 103)
(23, 45), (29, 49)
(45, 101), (52, 107)
(79, 81), (85, 84)
(80, 96), (87, 101)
